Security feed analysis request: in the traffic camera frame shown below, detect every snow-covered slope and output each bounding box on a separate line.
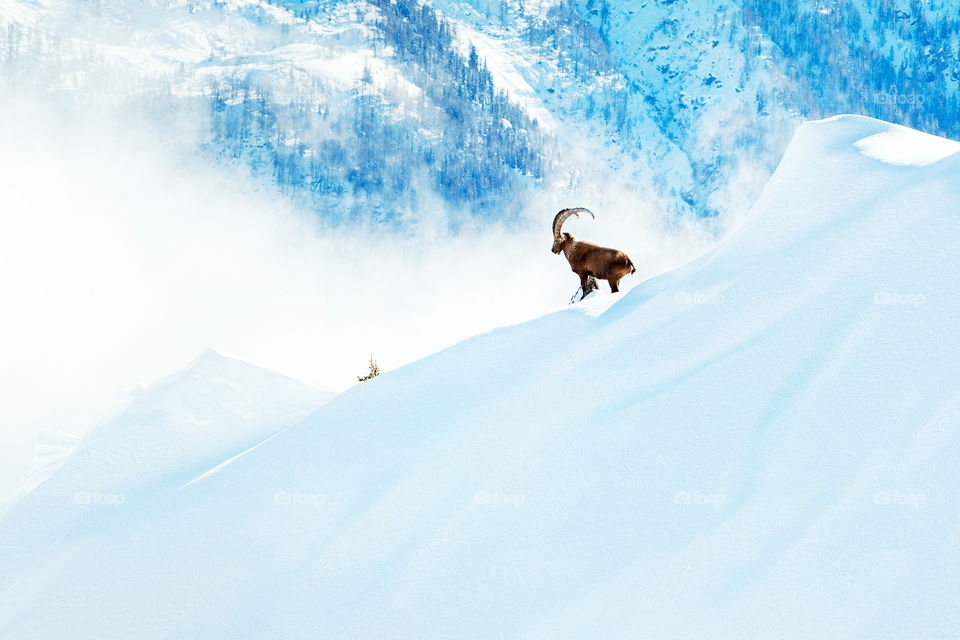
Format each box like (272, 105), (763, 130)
(6, 0), (958, 226)
(0, 349), (334, 517)
(2, 116), (960, 638)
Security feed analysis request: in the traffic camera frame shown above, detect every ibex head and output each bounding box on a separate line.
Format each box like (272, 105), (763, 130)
(551, 207), (595, 254)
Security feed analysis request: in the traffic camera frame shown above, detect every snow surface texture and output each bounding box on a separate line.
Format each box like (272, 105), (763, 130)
(2, 116), (959, 638)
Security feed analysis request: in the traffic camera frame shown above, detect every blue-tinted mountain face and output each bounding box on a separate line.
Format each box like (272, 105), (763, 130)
(2, 0), (958, 228)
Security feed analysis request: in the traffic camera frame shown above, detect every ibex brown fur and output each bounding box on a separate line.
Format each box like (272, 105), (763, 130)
(552, 208), (636, 301)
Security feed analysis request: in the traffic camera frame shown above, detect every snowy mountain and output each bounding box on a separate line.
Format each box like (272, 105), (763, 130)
(3, 0), (958, 227)
(2, 115), (958, 638)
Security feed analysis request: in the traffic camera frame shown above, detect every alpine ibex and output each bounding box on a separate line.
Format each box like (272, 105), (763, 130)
(552, 208), (636, 301)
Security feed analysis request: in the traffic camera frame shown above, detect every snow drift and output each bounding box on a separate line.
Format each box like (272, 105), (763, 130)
(2, 115), (959, 639)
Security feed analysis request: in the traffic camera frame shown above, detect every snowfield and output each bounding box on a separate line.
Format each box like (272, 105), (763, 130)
(2, 115), (960, 638)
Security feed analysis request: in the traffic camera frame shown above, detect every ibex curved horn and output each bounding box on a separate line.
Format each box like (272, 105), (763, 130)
(552, 207), (595, 240)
